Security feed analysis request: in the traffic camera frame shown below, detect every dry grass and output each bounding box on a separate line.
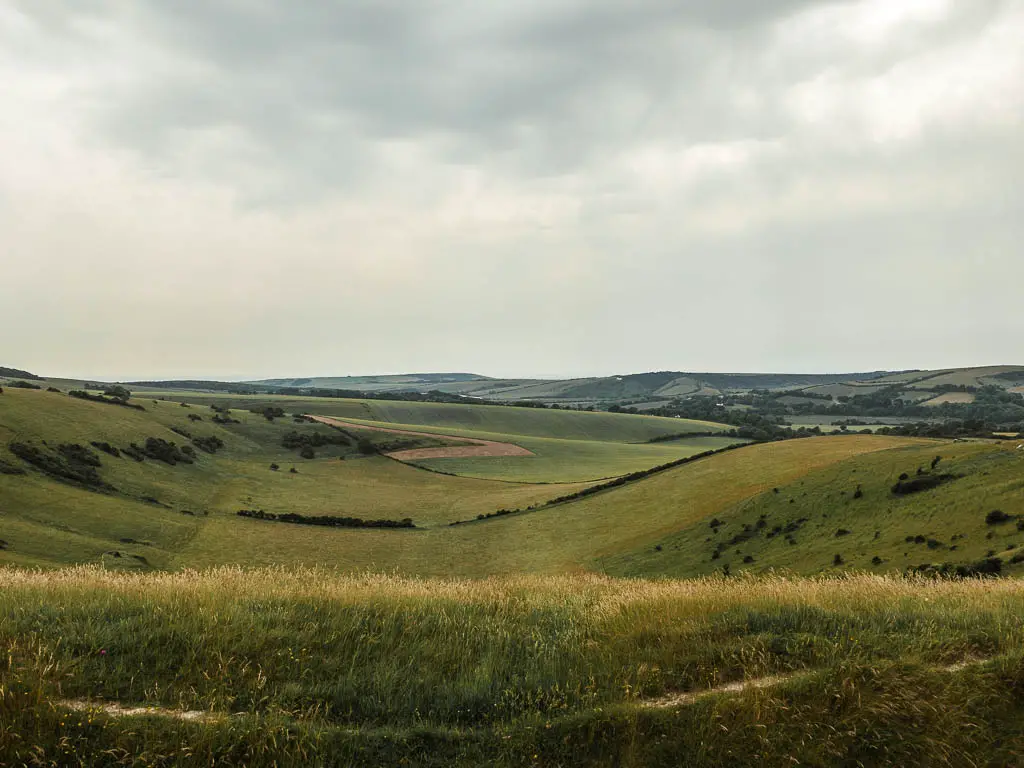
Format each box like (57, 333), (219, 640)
(5, 567), (1024, 766)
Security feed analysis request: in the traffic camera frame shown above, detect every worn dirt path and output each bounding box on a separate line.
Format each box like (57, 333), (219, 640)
(640, 656), (989, 709)
(56, 657), (991, 723)
(306, 415), (535, 460)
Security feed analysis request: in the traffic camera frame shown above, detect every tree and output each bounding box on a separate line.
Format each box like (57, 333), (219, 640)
(103, 385), (131, 402)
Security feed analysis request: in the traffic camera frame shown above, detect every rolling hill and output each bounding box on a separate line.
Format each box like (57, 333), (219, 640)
(5, 367), (1024, 766)
(1, 382), (976, 576)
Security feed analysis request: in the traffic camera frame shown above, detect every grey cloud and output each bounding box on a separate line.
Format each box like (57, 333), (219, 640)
(14, 0), (843, 195)
(1, 0), (1022, 378)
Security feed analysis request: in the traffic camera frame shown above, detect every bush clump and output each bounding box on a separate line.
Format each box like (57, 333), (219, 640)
(68, 390), (145, 410)
(891, 474), (956, 495)
(986, 509), (1012, 525)
(7, 441), (114, 491)
(909, 558), (1003, 579)
(122, 444), (146, 462)
(191, 435), (224, 454)
(252, 406), (286, 421)
(281, 431), (350, 452)
(142, 438), (192, 466)
(0, 458), (26, 476)
(237, 509), (415, 529)
(90, 441), (121, 458)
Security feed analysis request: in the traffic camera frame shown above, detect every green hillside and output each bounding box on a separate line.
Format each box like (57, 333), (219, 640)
(3, 385), (927, 574)
(0, 388), (599, 568)
(176, 435), (924, 576)
(129, 391), (726, 441)
(6, 378), (1024, 766)
(602, 439), (1024, 579)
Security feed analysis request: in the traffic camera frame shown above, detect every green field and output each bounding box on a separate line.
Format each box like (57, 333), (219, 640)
(5, 568), (1024, 766)
(602, 439), (1024, 579)
(314, 414), (739, 482)
(7, 380), (1024, 765)
(131, 390), (728, 440)
(2, 386), (926, 575)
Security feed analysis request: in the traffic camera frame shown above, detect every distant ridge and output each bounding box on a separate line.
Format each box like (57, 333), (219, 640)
(105, 364), (1024, 408)
(0, 366), (43, 381)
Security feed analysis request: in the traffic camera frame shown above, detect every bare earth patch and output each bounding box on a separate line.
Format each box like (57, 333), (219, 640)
(641, 657), (990, 709)
(59, 699), (223, 722)
(306, 415), (534, 460)
(54, 658), (991, 725)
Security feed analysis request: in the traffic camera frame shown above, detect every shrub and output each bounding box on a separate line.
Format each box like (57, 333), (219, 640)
(833, 554), (844, 566)
(910, 558), (1003, 579)
(89, 442), (120, 458)
(236, 509), (415, 529)
(270, 463), (279, 471)
(252, 406), (286, 421)
(46, 387), (61, 393)
(7, 441), (113, 490)
(142, 437), (192, 465)
(289, 467), (298, 474)
(57, 444), (101, 467)
(0, 458), (26, 476)
(853, 486), (863, 499)
(191, 435), (224, 454)
(986, 509), (1011, 525)
(188, 414), (203, 422)
(299, 446), (316, 460)
(871, 556), (883, 566)
(835, 529), (851, 537)
(9, 380), (41, 390)
(891, 474), (955, 495)
(68, 390), (145, 410)
(120, 444), (144, 462)
(103, 385), (131, 402)
(281, 431), (349, 451)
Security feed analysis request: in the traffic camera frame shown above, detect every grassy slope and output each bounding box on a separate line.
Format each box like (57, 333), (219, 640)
(603, 440), (1024, 579)
(180, 435), (924, 577)
(319, 415), (741, 482)
(5, 569), (1024, 766)
(0, 389), (963, 577)
(132, 390), (728, 440)
(409, 434), (741, 483)
(0, 389), (594, 568)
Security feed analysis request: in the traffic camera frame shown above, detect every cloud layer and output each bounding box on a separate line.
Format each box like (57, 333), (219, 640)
(1, 0), (1022, 379)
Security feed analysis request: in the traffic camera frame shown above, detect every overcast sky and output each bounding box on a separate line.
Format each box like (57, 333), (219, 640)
(2, 1), (1022, 380)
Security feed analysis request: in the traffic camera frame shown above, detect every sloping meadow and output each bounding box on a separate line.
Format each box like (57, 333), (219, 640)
(4, 567), (1024, 766)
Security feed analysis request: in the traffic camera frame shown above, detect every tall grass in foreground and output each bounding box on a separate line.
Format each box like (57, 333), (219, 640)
(3, 567), (1024, 766)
